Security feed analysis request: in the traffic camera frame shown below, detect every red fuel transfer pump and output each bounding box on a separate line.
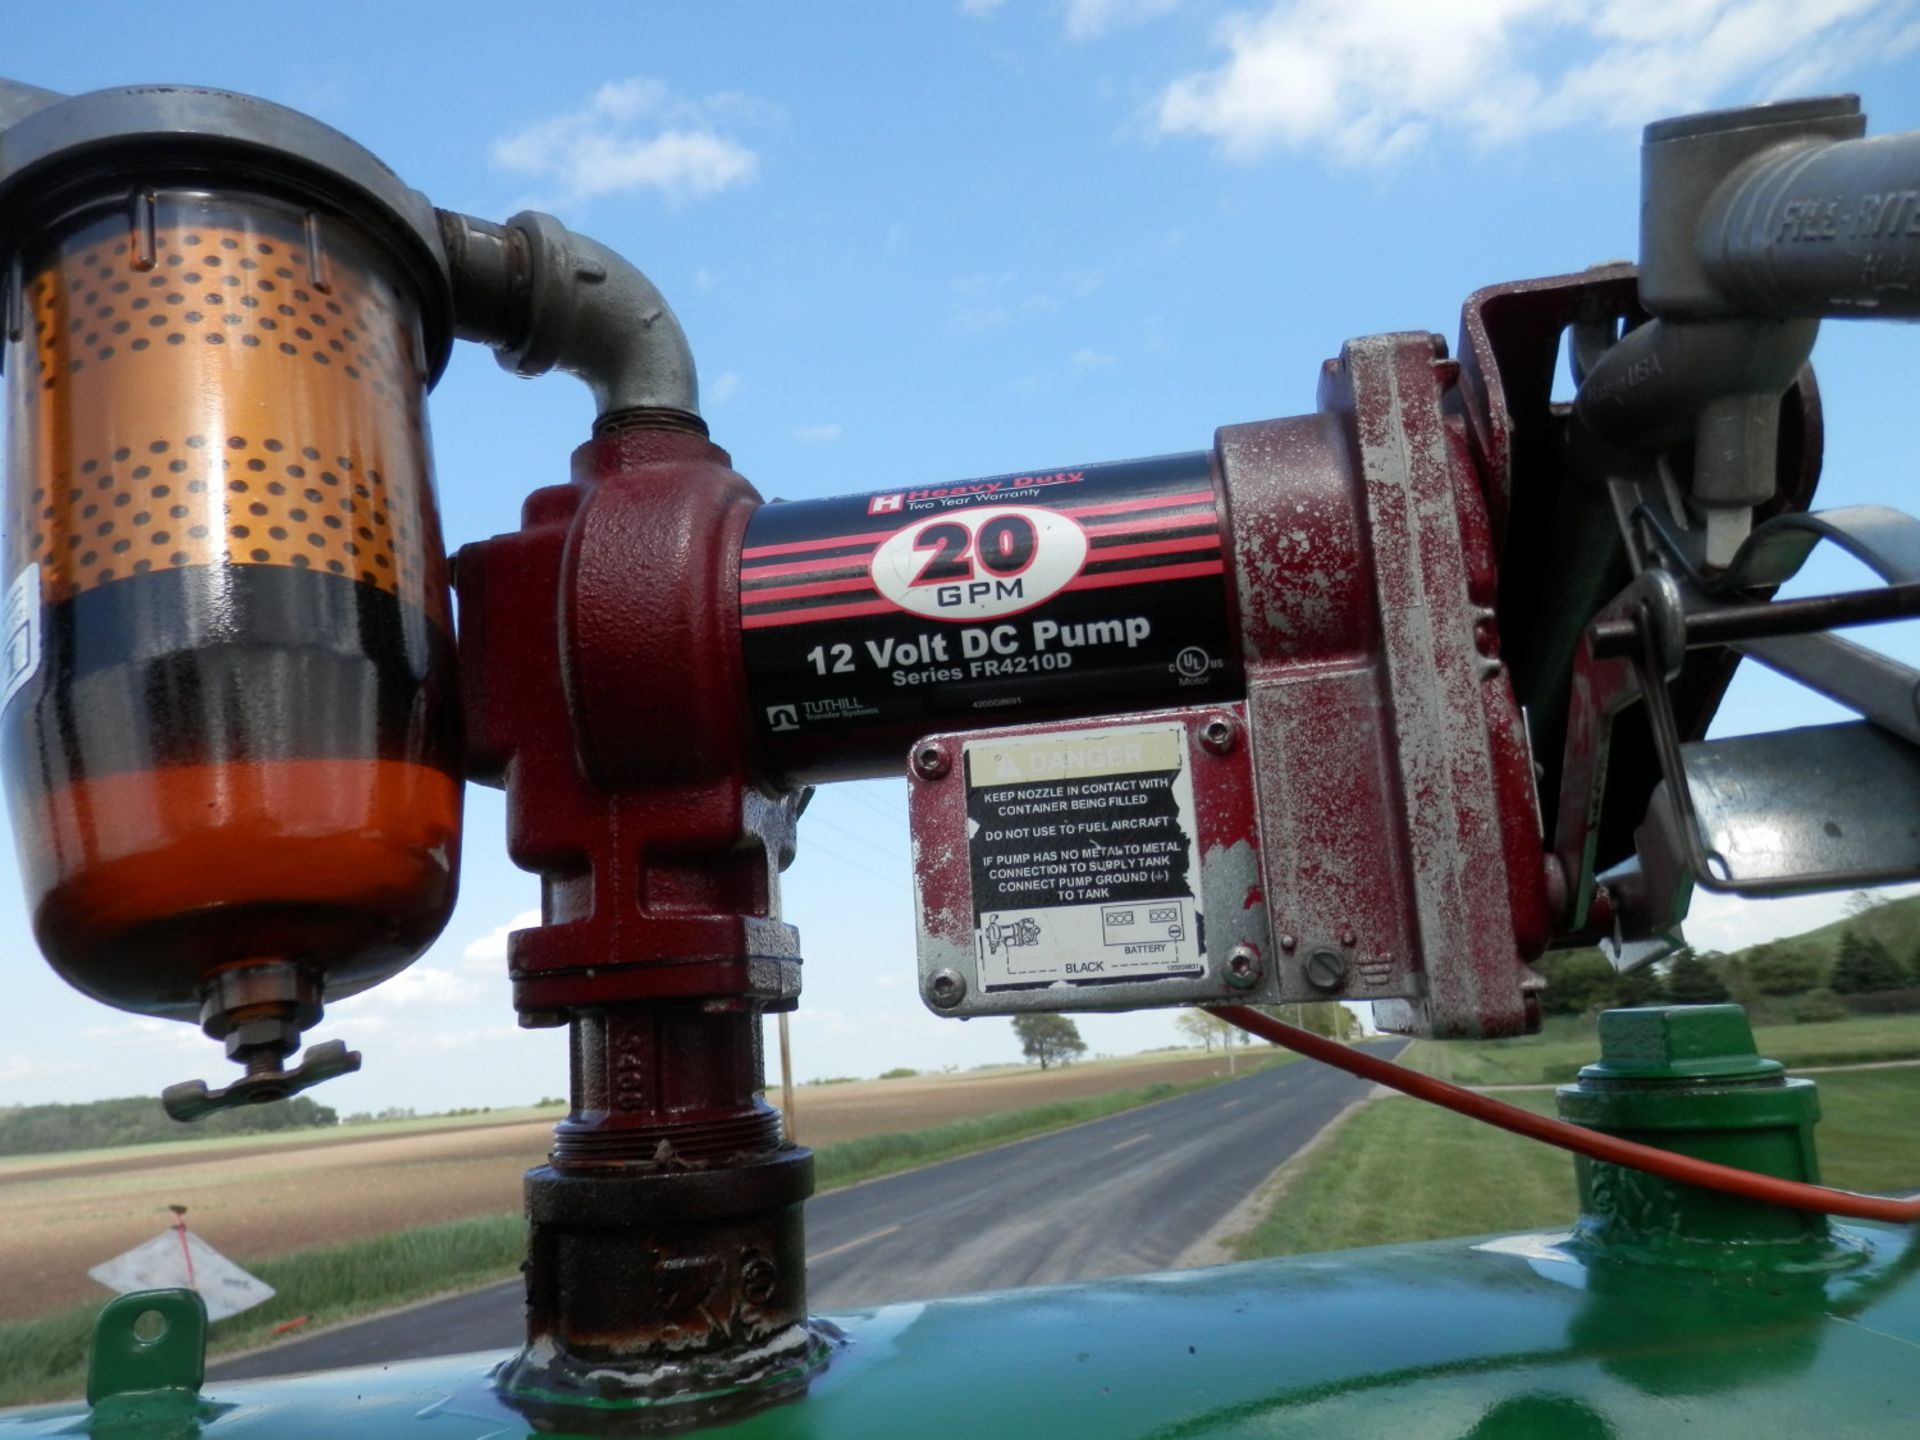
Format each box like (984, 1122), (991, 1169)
(4, 79), (1920, 1429)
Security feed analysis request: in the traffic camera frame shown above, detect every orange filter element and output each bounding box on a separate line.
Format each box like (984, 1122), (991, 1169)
(1, 186), (461, 1021)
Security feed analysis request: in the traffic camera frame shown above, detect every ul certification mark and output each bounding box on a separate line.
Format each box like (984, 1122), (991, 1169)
(964, 723), (1205, 992)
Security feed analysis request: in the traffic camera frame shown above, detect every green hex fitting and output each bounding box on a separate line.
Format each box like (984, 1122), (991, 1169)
(1578, 1005), (1783, 1084)
(1556, 1005), (1863, 1271)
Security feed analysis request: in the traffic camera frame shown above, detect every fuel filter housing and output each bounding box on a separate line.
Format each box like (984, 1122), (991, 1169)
(0, 89), (462, 1114)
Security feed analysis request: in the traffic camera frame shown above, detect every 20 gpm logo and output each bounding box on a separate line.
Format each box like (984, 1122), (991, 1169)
(870, 506), (1088, 621)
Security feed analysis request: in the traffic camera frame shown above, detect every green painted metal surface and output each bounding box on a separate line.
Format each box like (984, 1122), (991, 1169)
(1558, 1005), (1848, 1268)
(87, 1291), (208, 1406)
(10, 1007), (1918, 1438)
(5, 1224), (1920, 1438)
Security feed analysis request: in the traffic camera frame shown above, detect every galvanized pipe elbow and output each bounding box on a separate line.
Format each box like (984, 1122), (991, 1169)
(437, 208), (701, 429)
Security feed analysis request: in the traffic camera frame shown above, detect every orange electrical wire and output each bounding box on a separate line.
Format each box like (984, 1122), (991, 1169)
(1207, 1004), (1920, 1225)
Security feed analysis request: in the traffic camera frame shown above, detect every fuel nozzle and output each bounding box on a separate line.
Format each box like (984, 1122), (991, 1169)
(160, 964), (362, 1121)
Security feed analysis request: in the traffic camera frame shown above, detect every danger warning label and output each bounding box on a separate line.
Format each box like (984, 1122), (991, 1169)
(965, 723), (1205, 991)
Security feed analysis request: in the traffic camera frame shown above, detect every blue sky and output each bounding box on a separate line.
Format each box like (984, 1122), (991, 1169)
(5, 0), (1920, 1111)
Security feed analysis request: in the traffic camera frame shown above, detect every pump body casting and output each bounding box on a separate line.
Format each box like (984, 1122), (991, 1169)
(7, 76), (1920, 1438)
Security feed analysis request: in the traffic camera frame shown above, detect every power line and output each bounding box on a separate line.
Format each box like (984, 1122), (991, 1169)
(808, 813), (908, 864)
(841, 783), (909, 825)
(796, 835), (911, 894)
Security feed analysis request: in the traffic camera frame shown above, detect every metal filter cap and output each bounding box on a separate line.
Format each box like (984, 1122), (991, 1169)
(0, 81), (452, 381)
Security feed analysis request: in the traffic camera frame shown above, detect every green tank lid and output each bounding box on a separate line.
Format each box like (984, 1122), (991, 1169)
(1558, 1003), (1860, 1270)
(1576, 1004), (1784, 1084)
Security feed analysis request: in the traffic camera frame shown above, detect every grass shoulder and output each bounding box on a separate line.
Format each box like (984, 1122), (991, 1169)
(1399, 1012), (1920, 1088)
(1231, 1066), (1920, 1262)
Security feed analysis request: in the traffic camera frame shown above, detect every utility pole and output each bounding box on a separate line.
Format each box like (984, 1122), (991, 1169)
(778, 1011), (798, 1144)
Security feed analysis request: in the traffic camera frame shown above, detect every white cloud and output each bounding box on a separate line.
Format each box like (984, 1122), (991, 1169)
(80, 1015), (204, 1051)
(953, 303), (1014, 332)
(1066, 0), (1183, 41)
(462, 908), (542, 965)
(792, 423), (843, 444)
(1072, 347), (1116, 368)
(949, 272), (1016, 294)
(491, 77), (766, 205)
(947, 271), (1063, 332)
(695, 266), (717, 290)
(959, 0), (1009, 14)
(1155, 0), (1917, 166)
(1062, 261), (1120, 298)
(708, 370), (742, 406)
(333, 963), (491, 1015)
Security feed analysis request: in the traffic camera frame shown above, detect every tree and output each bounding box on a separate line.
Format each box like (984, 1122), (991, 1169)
(1174, 1010), (1218, 1052)
(1264, 1003), (1359, 1041)
(1662, 948), (1729, 1004)
(1830, 929), (1907, 994)
(1538, 951), (1620, 1015)
(1845, 889), (1886, 919)
(1615, 964), (1668, 1008)
(1746, 943), (1825, 997)
(1012, 1013), (1087, 1070)
(1794, 988), (1847, 1024)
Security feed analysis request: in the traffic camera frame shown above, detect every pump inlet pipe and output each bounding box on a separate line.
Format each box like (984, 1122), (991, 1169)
(1208, 1005), (1920, 1225)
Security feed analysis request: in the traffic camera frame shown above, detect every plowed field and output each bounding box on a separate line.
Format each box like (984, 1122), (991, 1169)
(0, 1049), (1241, 1319)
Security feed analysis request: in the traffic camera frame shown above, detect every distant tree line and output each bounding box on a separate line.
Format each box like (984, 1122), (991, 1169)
(1175, 1004), (1358, 1050)
(1538, 892), (1920, 1024)
(0, 1094), (338, 1157)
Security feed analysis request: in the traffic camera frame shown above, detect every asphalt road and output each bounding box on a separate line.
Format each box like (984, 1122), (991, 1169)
(212, 1040), (1405, 1381)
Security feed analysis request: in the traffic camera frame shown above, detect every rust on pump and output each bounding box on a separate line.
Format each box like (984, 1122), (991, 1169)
(10, 74), (1920, 1439)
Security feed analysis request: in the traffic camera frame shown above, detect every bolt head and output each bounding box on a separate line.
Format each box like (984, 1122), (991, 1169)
(222, 1017), (301, 1062)
(1224, 944), (1262, 989)
(927, 968), (967, 1008)
(740, 1255), (779, 1305)
(913, 743), (951, 780)
(1304, 948), (1349, 992)
(1199, 715), (1236, 755)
